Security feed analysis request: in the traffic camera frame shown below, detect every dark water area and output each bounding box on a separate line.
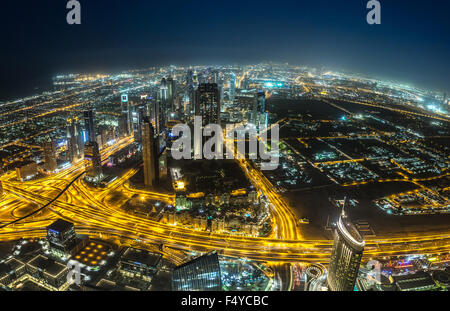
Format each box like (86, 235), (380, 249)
(0, 72), (54, 102)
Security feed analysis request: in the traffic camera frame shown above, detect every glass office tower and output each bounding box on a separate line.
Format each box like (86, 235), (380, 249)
(172, 251), (222, 291)
(327, 207), (365, 291)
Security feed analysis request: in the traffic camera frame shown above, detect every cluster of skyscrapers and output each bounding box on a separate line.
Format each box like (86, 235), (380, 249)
(41, 108), (103, 182)
(40, 68), (268, 190)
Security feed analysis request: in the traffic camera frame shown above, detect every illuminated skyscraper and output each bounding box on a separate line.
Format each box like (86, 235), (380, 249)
(186, 70), (195, 116)
(160, 78), (168, 103)
(121, 94), (132, 135)
(195, 83), (221, 126)
(252, 91), (266, 126)
(43, 136), (57, 172)
(83, 109), (96, 142)
(118, 112), (129, 137)
(84, 141), (102, 182)
(158, 79), (169, 133)
(167, 77), (176, 112)
(186, 70), (194, 88)
(327, 203), (365, 291)
(142, 117), (159, 187)
(146, 98), (163, 136)
(172, 251), (222, 291)
(256, 91), (266, 113)
(66, 117), (82, 163)
(132, 106), (146, 143)
(229, 72), (236, 102)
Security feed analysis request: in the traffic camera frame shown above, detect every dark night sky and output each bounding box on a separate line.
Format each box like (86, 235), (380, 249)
(1, 0), (449, 100)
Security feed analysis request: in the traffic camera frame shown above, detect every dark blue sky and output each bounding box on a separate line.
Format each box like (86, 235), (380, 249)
(1, 0), (449, 99)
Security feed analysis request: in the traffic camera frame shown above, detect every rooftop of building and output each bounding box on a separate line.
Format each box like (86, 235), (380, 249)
(174, 251), (220, 271)
(27, 254), (67, 277)
(120, 247), (162, 268)
(393, 271), (437, 291)
(0, 258), (25, 274)
(337, 214), (365, 250)
(47, 219), (74, 233)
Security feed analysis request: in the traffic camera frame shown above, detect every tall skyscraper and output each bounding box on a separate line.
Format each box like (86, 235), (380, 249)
(251, 91), (267, 128)
(160, 78), (168, 103)
(186, 70), (194, 88)
(43, 136), (57, 172)
(121, 94), (132, 135)
(257, 91), (266, 113)
(229, 72), (236, 102)
(186, 70), (195, 116)
(118, 112), (129, 137)
(132, 106), (146, 143)
(158, 78), (169, 133)
(327, 202), (365, 291)
(84, 141), (102, 182)
(142, 117), (159, 187)
(195, 83), (221, 126)
(147, 98), (163, 136)
(167, 77), (176, 112)
(83, 110), (96, 143)
(66, 117), (82, 163)
(172, 251), (222, 291)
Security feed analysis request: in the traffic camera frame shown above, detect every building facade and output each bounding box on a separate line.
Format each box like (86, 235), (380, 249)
(43, 136), (58, 172)
(195, 83), (221, 126)
(46, 219), (77, 258)
(142, 117), (159, 187)
(172, 251), (222, 291)
(327, 210), (365, 291)
(84, 141), (103, 182)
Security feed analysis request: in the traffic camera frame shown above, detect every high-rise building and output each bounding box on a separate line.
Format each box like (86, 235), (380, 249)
(160, 78), (168, 103)
(121, 94), (133, 135)
(172, 251), (222, 291)
(148, 98), (163, 136)
(118, 112), (129, 137)
(132, 106), (146, 143)
(43, 136), (57, 172)
(229, 72), (236, 102)
(327, 204), (365, 291)
(195, 83), (221, 126)
(83, 110), (96, 143)
(186, 70), (195, 116)
(167, 77), (176, 112)
(251, 91), (267, 129)
(186, 70), (194, 88)
(142, 117), (159, 187)
(158, 78), (170, 134)
(66, 117), (82, 163)
(84, 141), (102, 182)
(46, 219), (77, 258)
(256, 91), (266, 114)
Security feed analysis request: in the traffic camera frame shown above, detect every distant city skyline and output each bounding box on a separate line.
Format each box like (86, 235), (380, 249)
(1, 0), (449, 100)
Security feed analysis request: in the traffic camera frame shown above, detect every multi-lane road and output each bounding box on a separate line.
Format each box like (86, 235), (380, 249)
(1, 135), (450, 290)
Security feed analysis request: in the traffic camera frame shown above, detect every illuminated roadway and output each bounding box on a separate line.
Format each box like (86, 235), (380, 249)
(1, 135), (450, 290)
